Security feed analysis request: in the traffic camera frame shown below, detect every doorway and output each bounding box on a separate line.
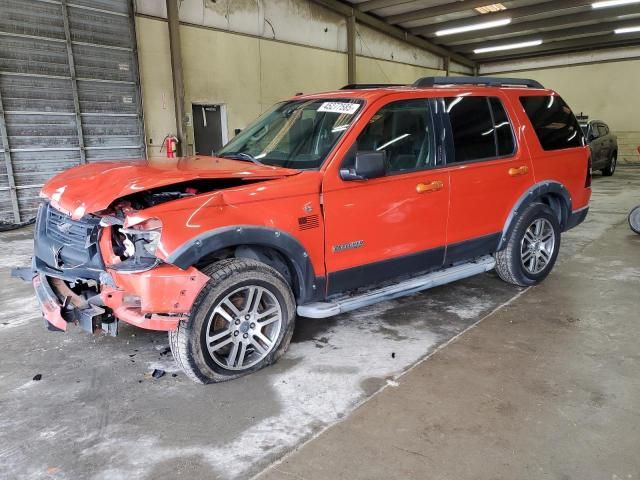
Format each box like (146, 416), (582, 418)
(192, 104), (227, 155)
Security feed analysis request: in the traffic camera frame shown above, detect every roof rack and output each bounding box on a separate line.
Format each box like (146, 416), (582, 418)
(340, 83), (404, 90)
(413, 76), (544, 89)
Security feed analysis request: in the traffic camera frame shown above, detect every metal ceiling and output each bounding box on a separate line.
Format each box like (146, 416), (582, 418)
(341, 0), (640, 64)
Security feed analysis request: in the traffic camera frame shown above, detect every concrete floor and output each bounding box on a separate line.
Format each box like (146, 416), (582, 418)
(0, 168), (639, 480)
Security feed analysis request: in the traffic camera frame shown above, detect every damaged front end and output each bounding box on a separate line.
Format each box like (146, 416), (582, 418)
(16, 199), (208, 336)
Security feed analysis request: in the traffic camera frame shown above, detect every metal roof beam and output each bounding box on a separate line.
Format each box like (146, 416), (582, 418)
(412, 0), (591, 36)
(387, 0), (518, 26)
(475, 32), (640, 61)
(459, 17), (640, 53)
(440, 4), (640, 46)
(309, 0), (475, 67)
(357, 0), (417, 13)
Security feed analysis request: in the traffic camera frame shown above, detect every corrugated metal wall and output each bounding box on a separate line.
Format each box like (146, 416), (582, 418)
(0, 0), (144, 224)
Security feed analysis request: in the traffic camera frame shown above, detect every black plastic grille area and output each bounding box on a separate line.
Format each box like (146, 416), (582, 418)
(33, 202), (104, 277)
(45, 204), (93, 248)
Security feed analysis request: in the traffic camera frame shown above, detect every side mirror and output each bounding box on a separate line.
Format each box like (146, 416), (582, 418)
(588, 133), (596, 142)
(340, 151), (386, 181)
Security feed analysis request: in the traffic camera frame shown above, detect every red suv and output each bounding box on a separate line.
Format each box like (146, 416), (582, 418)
(19, 77), (591, 383)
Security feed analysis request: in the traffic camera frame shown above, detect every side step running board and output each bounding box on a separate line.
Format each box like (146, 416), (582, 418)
(297, 255), (496, 319)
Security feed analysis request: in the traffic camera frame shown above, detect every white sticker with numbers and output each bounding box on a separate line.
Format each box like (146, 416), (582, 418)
(317, 102), (360, 115)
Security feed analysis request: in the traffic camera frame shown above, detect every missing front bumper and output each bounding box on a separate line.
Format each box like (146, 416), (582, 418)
(28, 271), (187, 335)
(32, 273), (118, 336)
(16, 258), (209, 335)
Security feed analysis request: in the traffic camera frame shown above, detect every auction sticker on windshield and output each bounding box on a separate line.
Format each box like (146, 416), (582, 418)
(318, 102), (360, 115)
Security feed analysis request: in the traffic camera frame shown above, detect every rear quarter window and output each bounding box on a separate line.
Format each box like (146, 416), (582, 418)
(598, 124), (609, 136)
(520, 95), (584, 151)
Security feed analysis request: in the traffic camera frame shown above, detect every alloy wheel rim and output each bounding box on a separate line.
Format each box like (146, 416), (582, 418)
(205, 286), (282, 371)
(520, 218), (555, 275)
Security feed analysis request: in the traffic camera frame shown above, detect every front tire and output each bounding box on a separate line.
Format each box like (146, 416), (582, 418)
(494, 203), (561, 287)
(602, 152), (617, 176)
(169, 258), (296, 383)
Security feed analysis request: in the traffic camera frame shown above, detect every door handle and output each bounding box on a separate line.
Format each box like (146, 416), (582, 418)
(508, 166), (529, 177)
(416, 180), (444, 193)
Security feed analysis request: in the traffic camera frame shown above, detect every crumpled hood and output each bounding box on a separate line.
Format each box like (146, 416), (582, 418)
(41, 156), (299, 219)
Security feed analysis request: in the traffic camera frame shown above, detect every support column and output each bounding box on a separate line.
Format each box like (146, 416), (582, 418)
(129, 0), (147, 159)
(61, 0), (87, 165)
(444, 56), (450, 76)
(166, 0), (187, 156)
(0, 87), (21, 223)
(346, 12), (356, 85)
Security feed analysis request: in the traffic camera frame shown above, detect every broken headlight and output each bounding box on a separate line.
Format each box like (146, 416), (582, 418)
(120, 218), (162, 257)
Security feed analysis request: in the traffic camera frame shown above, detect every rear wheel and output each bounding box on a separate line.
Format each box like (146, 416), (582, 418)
(602, 152), (617, 176)
(494, 203), (561, 287)
(629, 205), (640, 234)
(169, 258), (296, 383)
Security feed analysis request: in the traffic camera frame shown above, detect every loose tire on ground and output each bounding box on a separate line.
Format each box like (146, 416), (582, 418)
(494, 202), (561, 287)
(169, 258), (296, 383)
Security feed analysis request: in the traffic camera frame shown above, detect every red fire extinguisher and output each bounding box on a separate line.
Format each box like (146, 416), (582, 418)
(162, 135), (179, 158)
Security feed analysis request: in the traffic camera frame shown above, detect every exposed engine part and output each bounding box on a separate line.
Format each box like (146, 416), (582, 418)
(122, 235), (136, 257)
(112, 178), (261, 210)
(109, 224), (161, 273)
(99, 215), (124, 227)
(50, 277), (88, 309)
(48, 277), (117, 336)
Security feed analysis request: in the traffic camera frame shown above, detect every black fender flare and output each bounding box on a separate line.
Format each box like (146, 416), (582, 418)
(166, 225), (323, 303)
(498, 181), (572, 251)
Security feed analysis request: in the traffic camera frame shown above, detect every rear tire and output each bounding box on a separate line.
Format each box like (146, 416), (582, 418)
(169, 258), (296, 383)
(629, 205), (640, 234)
(602, 153), (617, 176)
(494, 203), (561, 287)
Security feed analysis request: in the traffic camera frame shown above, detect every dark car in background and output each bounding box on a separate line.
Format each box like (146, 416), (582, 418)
(581, 120), (618, 176)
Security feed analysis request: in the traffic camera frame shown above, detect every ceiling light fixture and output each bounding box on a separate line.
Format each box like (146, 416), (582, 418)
(435, 18), (511, 36)
(474, 3), (507, 14)
(614, 25), (640, 33)
(474, 39), (543, 54)
(592, 0), (640, 9)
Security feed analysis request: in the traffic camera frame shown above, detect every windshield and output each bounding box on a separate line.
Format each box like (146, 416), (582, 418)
(218, 98), (364, 169)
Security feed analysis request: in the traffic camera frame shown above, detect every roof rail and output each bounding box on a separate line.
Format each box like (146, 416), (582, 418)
(413, 76), (544, 89)
(340, 83), (404, 90)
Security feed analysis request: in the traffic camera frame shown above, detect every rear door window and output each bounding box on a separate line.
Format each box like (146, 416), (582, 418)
(445, 96), (515, 163)
(520, 95), (583, 150)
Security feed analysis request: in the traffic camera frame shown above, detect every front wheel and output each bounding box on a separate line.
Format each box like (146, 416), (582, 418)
(494, 203), (561, 287)
(629, 205), (640, 234)
(169, 258), (296, 383)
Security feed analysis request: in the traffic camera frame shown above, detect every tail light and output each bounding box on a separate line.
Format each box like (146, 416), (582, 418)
(585, 148), (592, 187)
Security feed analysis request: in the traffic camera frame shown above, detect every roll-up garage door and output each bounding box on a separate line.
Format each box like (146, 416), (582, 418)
(0, 0), (145, 224)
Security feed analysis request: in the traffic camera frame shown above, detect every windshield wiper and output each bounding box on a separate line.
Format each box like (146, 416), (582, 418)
(218, 152), (264, 166)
